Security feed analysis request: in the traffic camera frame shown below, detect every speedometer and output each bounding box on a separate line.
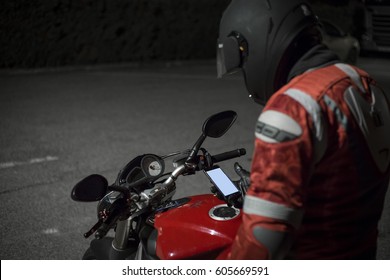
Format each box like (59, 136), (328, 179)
(148, 160), (162, 176)
(141, 155), (164, 178)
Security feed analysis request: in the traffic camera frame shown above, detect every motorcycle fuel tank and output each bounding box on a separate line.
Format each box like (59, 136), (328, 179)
(153, 194), (242, 259)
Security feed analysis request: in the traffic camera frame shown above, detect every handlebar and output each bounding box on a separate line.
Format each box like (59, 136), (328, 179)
(211, 148), (246, 164)
(163, 148), (246, 186)
(152, 148), (246, 204)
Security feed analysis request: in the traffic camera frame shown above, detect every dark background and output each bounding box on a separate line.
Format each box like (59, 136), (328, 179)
(0, 0), (365, 69)
(0, 0), (230, 68)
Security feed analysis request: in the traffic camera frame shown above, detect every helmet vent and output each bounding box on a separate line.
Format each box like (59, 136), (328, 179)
(265, 0), (271, 10)
(268, 17), (274, 34)
(301, 4), (312, 16)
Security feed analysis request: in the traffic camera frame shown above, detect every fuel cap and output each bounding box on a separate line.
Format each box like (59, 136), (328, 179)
(209, 204), (240, 221)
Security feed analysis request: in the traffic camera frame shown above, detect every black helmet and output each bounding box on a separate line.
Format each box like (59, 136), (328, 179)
(217, 0), (321, 105)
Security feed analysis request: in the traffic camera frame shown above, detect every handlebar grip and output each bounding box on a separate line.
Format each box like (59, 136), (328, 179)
(211, 148), (246, 163)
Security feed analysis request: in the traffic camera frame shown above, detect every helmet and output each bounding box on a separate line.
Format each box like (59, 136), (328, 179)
(217, 0), (321, 105)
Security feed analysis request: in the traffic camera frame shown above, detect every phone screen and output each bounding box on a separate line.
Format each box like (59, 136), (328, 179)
(205, 167), (239, 197)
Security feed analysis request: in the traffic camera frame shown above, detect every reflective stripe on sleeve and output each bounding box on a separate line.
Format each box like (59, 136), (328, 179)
(252, 226), (292, 260)
(335, 63), (366, 93)
(284, 88), (328, 162)
(255, 110), (302, 143)
(243, 195), (304, 229)
(323, 94), (348, 130)
(284, 88), (325, 142)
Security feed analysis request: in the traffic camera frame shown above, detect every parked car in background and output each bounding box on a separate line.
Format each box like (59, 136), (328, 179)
(360, 0), (390, 54)
(321, 20), (361, 65)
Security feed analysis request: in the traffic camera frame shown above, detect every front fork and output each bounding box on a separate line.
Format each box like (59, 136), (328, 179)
(113, 218), (133, 250)
(89, 218), (138, 259)
(109, 218), (139, 259)
(111, 218), (158, 260)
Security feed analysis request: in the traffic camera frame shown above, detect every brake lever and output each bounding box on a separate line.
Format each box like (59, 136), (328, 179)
(84, 219), (103, 238)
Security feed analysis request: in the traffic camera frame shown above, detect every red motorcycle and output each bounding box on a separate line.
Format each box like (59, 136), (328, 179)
(71, 111), (247, 259)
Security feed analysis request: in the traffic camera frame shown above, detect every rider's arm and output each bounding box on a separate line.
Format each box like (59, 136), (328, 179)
(228, 91), (324, 259)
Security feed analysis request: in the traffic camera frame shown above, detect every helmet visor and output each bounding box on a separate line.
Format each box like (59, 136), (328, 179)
(216, 40), (227, 78)
(216, 37), (241, 78)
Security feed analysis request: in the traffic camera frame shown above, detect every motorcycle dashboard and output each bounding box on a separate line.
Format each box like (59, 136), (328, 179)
(118, 154), (165, 188)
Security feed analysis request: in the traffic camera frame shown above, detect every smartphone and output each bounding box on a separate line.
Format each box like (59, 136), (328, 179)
(204, 167), (240, 199)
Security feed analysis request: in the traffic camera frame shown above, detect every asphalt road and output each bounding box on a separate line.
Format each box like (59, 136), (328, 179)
(1, 57), (389, 259)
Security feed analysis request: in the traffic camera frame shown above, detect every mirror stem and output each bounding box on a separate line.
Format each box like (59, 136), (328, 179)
(186, 134), (206, 164)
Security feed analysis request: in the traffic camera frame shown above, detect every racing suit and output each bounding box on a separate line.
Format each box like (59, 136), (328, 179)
(229, 61), (390, 259)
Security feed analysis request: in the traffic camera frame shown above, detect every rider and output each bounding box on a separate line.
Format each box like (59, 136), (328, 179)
(217, 0), (390, 259)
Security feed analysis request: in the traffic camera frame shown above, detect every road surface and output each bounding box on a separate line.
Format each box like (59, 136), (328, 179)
(1, 57), (389, 259)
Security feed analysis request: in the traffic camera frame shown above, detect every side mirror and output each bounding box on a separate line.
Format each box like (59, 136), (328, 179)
(203, 110), (237, 138)
(71, 174), (108, 202)
(187, 110), (237, 162)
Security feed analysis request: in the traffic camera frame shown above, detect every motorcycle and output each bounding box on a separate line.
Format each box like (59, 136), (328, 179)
(71, 110), (248, 259)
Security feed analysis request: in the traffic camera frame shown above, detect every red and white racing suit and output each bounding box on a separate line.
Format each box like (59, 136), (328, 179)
(229, 63), (390, 259)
